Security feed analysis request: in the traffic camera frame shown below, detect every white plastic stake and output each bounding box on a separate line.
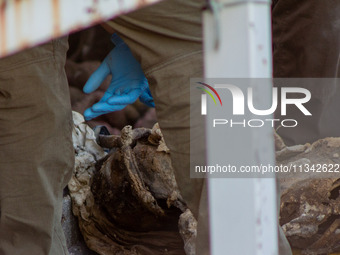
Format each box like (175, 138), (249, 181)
(203, 1), (278, 255)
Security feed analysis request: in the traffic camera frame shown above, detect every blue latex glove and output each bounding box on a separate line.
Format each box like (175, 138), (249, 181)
(139, 87), (155, 108)
(83, 33), (154, 120)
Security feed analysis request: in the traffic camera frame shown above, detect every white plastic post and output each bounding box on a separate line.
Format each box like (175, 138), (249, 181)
(203, 1), (278, 255)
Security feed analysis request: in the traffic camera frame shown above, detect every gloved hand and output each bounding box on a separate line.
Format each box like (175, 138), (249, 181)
(139, 87), (155, 108)
(83, 33), (154, 120)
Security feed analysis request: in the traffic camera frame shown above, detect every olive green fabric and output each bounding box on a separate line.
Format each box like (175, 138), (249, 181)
(106, 0), (203, 75)
(0, 38), (73, 255)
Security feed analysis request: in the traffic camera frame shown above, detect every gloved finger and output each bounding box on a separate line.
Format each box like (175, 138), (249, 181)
(92, 99), (129, 113)
(107, 89), (141, 105)
(82, 91), (112, 120)
(139, 89), (154, 108)
(91, 89), (130, 110)
(84, 107), (103, 120)
(111, 33), (125, 47)
(88, 90), (117, 111)
(140, 97), (155, 108)
(92, 100), (127, 113)
(95, 91), (112, 104)
(83, 93), (113, 120)
(84, 107), (112, 120)
(108, 78), (143, 95)
(84, 102), (127, 120)
(83, 62), (111, 94)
